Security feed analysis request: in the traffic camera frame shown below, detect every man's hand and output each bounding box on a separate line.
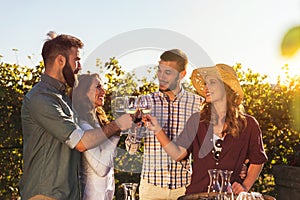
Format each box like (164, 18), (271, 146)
(239, 159), (249, 179)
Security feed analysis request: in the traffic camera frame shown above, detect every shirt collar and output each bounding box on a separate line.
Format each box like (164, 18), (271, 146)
(41, 74), (66, 93)
(157, 87), (185, 102)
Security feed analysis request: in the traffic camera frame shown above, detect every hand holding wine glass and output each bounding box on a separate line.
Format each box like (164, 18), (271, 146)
(114, 96), (136, 134)
(135, 95), (152, 126)
(124, 96), (144, 123)
(137, 96), (152, 115)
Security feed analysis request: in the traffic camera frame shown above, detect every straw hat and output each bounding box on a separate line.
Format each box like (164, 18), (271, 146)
(190, 64), (244, 105)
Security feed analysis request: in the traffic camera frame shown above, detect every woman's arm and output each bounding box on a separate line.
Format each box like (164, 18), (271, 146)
(148, 115), (188, 161)
(80, 121), (120, 177)
(76, 114), (131, 152)
(232, 117), (267, 194)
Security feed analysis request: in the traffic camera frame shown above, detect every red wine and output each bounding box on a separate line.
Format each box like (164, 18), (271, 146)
(132, 109), (142, 123)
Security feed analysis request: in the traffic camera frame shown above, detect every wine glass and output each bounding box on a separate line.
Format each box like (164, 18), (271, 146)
(125, 96), (145, 124)
(124, 96), (138, 134)
(114, 96), (130, 135)
(124, 96), (138, 115)
(218, 170), (234, 200)
(136, 95), (152, 115)
(114, 96), (126, 116)
(135, 95), (152, 129)
(121, 183), (138, 200)
(208, 169), (222, 196)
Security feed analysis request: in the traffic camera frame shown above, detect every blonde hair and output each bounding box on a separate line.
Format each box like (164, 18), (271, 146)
(72, 74), (108, 127)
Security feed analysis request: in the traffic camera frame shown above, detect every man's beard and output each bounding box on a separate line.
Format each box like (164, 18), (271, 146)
(159, 74), (179, 92)
(63, 61), (77, 87)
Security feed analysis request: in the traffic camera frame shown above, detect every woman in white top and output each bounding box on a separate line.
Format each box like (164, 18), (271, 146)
(73, 73), (120, 200)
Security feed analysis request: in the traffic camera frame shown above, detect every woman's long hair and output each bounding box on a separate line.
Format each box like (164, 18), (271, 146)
(200, 82), (247, 138)
(72, 74), (108, 127)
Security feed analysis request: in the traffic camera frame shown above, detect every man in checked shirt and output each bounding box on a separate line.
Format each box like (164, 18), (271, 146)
(138, 49), (203, 199)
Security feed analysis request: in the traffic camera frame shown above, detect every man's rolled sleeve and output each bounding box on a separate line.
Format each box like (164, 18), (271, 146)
(65, 127), (84, 149)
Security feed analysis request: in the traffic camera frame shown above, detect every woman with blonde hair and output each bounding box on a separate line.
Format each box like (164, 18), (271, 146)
(73, 73), (120, 200)
(146, 64), (267, 195)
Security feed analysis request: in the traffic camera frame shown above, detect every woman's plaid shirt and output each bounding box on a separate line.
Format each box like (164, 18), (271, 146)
(141, 89), (202, 189)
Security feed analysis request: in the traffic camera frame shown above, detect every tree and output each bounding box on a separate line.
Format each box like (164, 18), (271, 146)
(236, 64), (300, 197)
(0, 62), (44, 199)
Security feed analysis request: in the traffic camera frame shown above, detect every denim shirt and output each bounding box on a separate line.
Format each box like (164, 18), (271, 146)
(20, 74), (82, 200)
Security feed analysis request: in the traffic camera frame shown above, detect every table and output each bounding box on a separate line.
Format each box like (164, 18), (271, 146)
(177, 192), (276, 200)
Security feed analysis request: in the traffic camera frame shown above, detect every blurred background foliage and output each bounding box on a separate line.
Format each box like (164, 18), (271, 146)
(0, 57), (299, 199)
(281, 26), (300, 57)
(0, 63), (44, 199)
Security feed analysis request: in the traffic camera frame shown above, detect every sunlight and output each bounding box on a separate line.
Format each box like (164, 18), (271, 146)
(267, 52), (300, 84)
(279, 53), (300, 84)
(286, 53), (300, 76)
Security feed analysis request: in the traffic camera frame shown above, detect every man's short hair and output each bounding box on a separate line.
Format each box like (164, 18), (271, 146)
(160, 49), (188, 72)
(42, 34), (84, 66)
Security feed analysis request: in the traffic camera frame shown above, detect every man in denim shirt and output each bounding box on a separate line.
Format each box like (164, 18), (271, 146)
(20, 33), (132, 200)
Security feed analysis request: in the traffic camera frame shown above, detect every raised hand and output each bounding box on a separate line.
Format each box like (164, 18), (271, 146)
(144, 115), (162, 134)
(115, 114), (133, 131)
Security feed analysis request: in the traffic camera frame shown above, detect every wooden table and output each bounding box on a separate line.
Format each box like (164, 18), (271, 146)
(177, 192), (276, 200)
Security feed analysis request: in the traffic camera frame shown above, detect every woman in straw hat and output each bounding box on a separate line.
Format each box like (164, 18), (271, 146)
(146, 64), (268, 195)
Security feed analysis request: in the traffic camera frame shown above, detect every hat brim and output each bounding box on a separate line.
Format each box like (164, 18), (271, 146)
(190, 64), (244, 105)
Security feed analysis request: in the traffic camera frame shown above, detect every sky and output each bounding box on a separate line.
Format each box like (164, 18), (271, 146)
(1, 0), (300, 83)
